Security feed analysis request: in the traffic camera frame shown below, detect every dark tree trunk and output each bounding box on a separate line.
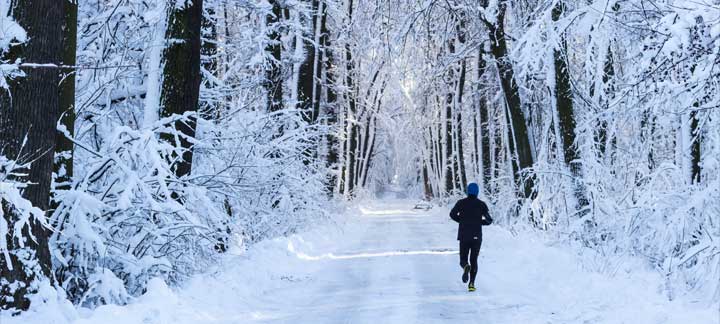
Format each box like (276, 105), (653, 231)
(477, 53), (492, 193)
(266, 0), (284, 113)
(435, 97), (444, 191)
(484, 0), (534, 199)
(641, 112), (657, 171)
(596, 46), (615, 157)
(444, 88), (454, 193)
(356, 70), (383, 189)
(159, 0), (203, 179)
(312, 1), (325, 124)
(473, 110), (480, 180)
(361, 115), (378, 188)
(455, 17), (468, 190)
(444, 34), (457, 194)
(51, 0), (78, 290)
(321, 1), (339, 194)
(422, 163), (433, 200)
(424, 126), (436, 199)
(202, 7), (220, 119)
(0, 0), (64, 311)
(298, 0), (320, 123)
(54, 0), (77, 200)
(456, 59), (468, 190)
(596, 3), (620, 159)
(553, 2), (589, 209)
(690, 109), (701, 184)
(345, 121), (358, 196)
(342, 0), (358, 197)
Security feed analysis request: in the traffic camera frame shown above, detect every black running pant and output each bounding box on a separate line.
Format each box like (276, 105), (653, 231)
(459, 239), (481, 284)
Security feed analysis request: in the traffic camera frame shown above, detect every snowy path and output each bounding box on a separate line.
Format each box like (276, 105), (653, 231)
(27, 198), (716, 324)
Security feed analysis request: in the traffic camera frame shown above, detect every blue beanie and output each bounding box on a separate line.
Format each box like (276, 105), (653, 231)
(467, 183), (479, 196)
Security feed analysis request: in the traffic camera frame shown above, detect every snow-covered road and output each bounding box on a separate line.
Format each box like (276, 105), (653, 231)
(12, 198), (717, 323)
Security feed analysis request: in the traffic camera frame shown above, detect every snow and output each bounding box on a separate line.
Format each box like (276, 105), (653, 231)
(0, 0), (26, 88)
(142, 3), (167, 129)
(4, 198), (718, 323)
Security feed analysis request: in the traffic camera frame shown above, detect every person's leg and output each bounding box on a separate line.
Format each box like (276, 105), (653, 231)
(459, 240), (472, 283)
(468, 240), (482, 286)
(459, 240), (470, 268)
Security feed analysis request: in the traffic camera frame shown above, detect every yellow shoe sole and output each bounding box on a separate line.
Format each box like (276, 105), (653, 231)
(468, 287), (476, 292)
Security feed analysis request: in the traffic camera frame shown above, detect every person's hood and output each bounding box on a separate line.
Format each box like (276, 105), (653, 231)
(467, 183), (479, 196)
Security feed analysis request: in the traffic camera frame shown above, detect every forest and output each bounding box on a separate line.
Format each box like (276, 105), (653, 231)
(0, 0), (718, 319)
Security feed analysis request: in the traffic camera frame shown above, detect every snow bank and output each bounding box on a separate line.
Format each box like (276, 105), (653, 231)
(3, 200), (716, 323)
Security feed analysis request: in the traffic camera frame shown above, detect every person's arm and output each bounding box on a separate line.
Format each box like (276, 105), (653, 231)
(481, 202), (493, 225)
(449, 201), (462, 223)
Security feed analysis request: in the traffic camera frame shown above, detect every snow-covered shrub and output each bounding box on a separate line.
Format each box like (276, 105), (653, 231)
(46, 0), (328, 307)
(0, 0), (26, 89)
(503, 0), (720, 303)
(51, 119), (228, 306)
(195, 108), (328, 244)
(0, 154), (51, 307)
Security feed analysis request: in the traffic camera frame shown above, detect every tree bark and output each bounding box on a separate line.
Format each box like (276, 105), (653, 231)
(455, 17), (468, 190)
(320, 1), (339, 194)
(266, 0), (284, 113)
(341, 0), (358, 197)
(456, 58), (468, 190)
(298, 0), (321, 123)
(484, 0), (535, 199)
(53, 0), (77, 201)
(477, 53), (492, 193)
(202, 7), (220, 119)
(0, 0), (64, 311)
(596, 46), (615, 157)
(159, 0), (203, 179)
(444, 87), (454, 193)
(689, 109), (701, 184)
(553, 2), (589, 209)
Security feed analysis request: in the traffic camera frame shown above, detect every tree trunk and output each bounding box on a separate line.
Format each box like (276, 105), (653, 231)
(434, 96), (444, 195)
(422, 162), (433, 200)
(477, 53), (492, 193)
(553, 2), (589, 209)
(0, 0), (64, 311)
(485, 0), (534, 199)
(54, 0), (77, 200)
(454, 17), (468, 190)
(456, 58), (468, 190)
(298, 0), (320, 123)
(444, 36), (457, 194)
(159, 0), (203, 179)
(361, 115), (378, 188)
(321, 1), (339, 194)
(312, 1), (325, 124)
(50, 0), (78, 289)
(342, 0), (357, 197)
(266, 0), (284, 113)
(444, 88), (454, 193)
(596, 46), (615, 157)
(424, 124), (436, 199)
(690, 109), (701, 184)
(202, 7), (220, 119)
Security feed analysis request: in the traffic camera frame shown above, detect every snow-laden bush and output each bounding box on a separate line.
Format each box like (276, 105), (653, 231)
(51, 106), (327, 306)
(197, 108), (328, 244)
(50, 117), (226, 306)
(502, 0), (720, 303)
(0, 0), (26, 89)
(0, 154), (51, 306)
(46, 0), (328, 307)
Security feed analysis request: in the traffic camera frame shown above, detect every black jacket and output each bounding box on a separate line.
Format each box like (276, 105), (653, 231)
(449, 196), (493, 241)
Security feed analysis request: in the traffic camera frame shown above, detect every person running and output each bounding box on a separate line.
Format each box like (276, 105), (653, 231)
(449, 183), (493, 292)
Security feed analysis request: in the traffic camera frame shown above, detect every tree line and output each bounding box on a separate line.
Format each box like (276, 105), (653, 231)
(1, 0), (718, 312)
